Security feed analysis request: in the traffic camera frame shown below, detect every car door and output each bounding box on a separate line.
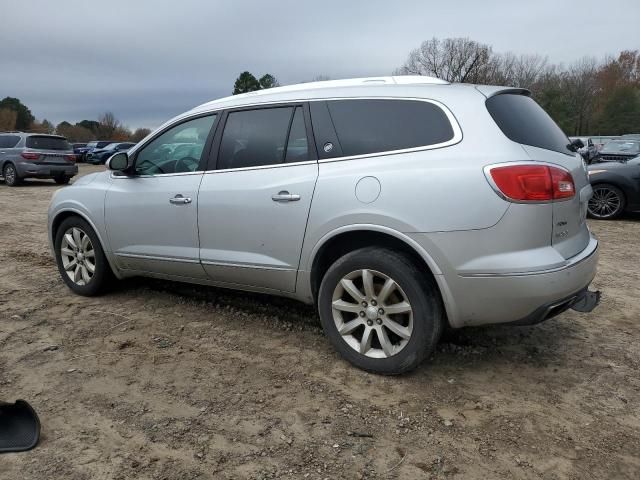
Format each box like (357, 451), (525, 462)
(104, 114), (218, 278)
(198, 104), (318, 292)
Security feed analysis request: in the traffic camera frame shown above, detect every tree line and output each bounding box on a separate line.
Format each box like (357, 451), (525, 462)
(0, 97), (151, 143)
(396, 37), (640, 135)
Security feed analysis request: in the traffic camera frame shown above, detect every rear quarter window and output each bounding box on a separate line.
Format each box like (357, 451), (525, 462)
(0, 135), (20, 148)
(486, 93), (572, 155)
(26, 136), (71, 151)
(318, 99), (455, 158)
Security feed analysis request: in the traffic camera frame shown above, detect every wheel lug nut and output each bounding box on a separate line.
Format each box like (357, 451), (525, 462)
(376, 318), (382, 325)
(361, 301), (367, 307)
(359, 311), (366, 317)
(371, 300), (377, 306)
(378, 308), (384, 315)
(366, 319), (373, 326)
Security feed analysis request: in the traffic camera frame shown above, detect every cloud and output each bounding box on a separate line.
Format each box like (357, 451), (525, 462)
(1, 0), (637, 129)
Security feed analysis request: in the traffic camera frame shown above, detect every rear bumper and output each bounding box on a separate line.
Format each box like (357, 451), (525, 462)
(17, 162), (78, 178)
(438, 234), (599, 327)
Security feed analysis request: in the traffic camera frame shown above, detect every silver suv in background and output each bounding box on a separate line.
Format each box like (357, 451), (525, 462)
(48, 76), (600, 374)
(0, 132), (78, 186)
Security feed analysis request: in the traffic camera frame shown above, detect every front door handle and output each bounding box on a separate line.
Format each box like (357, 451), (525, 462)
(169, 194), (192, 205)
(272, 191), (301, 202)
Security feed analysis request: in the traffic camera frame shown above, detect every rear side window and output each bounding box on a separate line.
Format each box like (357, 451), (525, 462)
(26, 136), (70, 151)
(0, 135), (20, 148)
(323, 99), (455, 157)
(218, 107), (294, 170)
(486, 94), (572, 155)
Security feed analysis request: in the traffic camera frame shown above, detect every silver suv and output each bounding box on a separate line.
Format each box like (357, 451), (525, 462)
(48, 76), (600, 374)
(0, 132), (78, 186)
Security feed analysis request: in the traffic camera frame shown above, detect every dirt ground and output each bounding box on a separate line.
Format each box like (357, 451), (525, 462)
(0, 164), (638, 480)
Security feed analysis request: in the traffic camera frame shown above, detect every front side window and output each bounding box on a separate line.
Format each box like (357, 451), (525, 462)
(323, 99), (455, 157)
(218, 106), (309, 170)
(135, 115), (217, 175)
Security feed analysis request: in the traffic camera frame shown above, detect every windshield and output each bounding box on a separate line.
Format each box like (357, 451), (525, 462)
(602, 141), (640, 153)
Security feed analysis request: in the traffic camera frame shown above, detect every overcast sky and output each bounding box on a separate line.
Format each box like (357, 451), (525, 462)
(1, 0), (638, 130)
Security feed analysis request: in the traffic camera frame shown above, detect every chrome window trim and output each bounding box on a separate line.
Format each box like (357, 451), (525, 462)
(204, 160), (317, 175)
(314, 96), (463, 164)
(123, 96), (462, 176)
(111, 170), (205, 179)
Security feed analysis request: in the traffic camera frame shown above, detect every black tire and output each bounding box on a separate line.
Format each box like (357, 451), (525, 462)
(588, 183), (626, 220)
(3, 163), (22, 187)
(54, 216), (114, 296)
(317, 247), (443, 375)
(54, 175), (70, 185)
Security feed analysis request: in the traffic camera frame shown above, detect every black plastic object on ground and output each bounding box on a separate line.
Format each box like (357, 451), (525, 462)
(0, 400), (40, 453)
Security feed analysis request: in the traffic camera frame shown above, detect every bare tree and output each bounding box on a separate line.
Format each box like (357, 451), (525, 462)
(396, 37), (493, 83)
(565, 57), (600, 134)
(486, 53), (550, 89)
(131, 128), (152, 142)
(98, 112), (121, 138)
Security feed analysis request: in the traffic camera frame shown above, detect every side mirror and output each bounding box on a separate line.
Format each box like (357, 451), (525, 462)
(106, 152), (129, 171)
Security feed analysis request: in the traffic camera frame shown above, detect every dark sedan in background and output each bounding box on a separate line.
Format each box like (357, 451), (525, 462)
(588, 156), (640, 219)
(86, 142), (136, 164)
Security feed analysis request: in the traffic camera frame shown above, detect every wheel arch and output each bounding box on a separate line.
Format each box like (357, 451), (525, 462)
(50, 209), (121, 278)
(307, 226), (453, 326)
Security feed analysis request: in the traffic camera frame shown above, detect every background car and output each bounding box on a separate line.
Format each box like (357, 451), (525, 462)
(587, 156), (640, 219)
(0, 132), (78, 186)
(596, 139), (640, 162)
(72, 142), (89, 162)
(86, 142), (136, 164)
(83, 140), (115, 161)
(590, 136), (619, 151)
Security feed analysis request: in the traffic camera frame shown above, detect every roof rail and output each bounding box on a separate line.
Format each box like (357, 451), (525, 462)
(194, 75), (450, 111)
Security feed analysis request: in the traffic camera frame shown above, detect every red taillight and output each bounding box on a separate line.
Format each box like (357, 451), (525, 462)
(21, 152), (40, 160)
(64, 154), (77, 162)
(488, 164), (575, 202)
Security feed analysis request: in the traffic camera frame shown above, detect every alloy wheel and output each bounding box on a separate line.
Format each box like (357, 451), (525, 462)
(4, 165), (16, 185)
(60, 227), (96, 286)
(331, 269), (413, 358)
(588, 186), (622, 219)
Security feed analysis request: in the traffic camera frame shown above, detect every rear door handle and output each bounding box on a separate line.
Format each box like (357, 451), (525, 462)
(271, 191), (301, 202)
(169, 194), (192, 205)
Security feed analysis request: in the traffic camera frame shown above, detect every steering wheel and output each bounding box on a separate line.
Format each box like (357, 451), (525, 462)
(175, 156), (199, 173)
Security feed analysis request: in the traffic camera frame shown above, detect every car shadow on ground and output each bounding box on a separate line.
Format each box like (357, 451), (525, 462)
(0, 179), (60, 187)
(113, 275), (579, 372)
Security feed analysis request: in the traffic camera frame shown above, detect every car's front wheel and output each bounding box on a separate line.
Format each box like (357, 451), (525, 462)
(588, 184), (625, 219)
(54, 216), (113, 296)
(318, 247), (443, 375)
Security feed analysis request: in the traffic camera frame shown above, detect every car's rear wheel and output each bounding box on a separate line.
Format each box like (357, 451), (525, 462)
(588, 184), (625, 219)
(3, 163), (21, 187)
(54, 216), (113, 296)
(318, 247), (443, 374)
(54, 175), (70, 185)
